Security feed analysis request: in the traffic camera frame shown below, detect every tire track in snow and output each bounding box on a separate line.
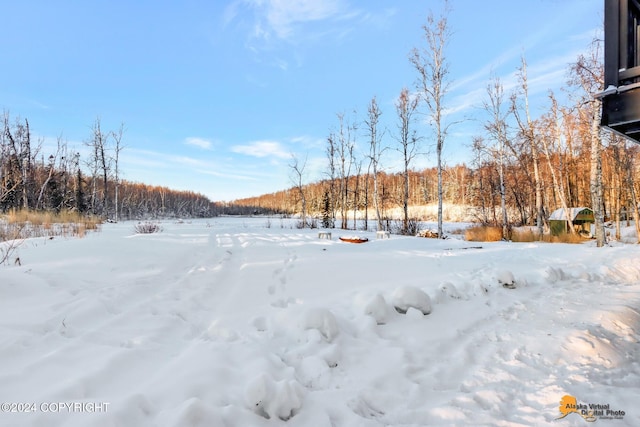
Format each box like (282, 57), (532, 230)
(1, 229), (231, 403)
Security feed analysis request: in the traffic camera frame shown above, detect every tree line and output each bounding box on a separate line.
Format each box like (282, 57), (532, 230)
(3, 2), (632, 246)
(1, 113), (215, 219)
(228, 3), (637, 246)
(229, 121), (639, 242)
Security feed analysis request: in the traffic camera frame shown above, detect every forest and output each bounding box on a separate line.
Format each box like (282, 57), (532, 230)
(2, 6), (638, 248)
(229, 37), (640, 244)
(0, 115), (215, 220)
(4, 36), (638, 245)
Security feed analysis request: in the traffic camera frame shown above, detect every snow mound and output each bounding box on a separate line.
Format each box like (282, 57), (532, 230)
(496, 270), (516, 289)
(244, 373), (304, 421)
(354, 293), (389, 324)
(301, 308), (339, 342)
(166, 397), (223, 427)
(438, 282), (465, 301)
(203, 319), (238, 341)
(297, 355), (332, 389)
(251, 316), (268, 332)
(392, 286), (432, 315)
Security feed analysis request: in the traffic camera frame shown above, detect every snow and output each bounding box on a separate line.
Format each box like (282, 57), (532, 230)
(496, 270), (516, 289)
(1, 217), (639, 426)
(549, 207), (591, 221)
(391, 286), (432, 315)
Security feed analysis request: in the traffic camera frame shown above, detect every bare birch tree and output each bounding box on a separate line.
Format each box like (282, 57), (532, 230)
(364, 97), (384, 231)
(336, 113), (356, 230)
(543, 93), (574, 234)
(289, 153), (308, 228)
(394, 88), (420, 234)
(85, 118), (107, 215)
(483, 75), (510, 239)
(36, 136), (63, 210)
(352, 160), (362, 230)
(511, 56), (545, 237)
(570, 40), (606, 247)
(410, 0), (452, 238)
(111, 123), (125, 222)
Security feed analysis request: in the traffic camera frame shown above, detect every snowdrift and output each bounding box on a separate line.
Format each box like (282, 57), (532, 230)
(0, 218), (638, 426)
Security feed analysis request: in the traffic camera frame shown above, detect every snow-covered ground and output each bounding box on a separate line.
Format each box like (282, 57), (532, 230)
(1, 217), (639, 427)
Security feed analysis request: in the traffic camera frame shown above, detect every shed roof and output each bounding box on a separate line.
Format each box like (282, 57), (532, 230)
(549, 207), (593, 221)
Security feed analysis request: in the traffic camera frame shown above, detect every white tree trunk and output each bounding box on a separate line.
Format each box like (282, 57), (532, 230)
(590, 112), (606, 247)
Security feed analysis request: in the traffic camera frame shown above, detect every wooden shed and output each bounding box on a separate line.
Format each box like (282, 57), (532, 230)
(549, 207), (595, 236)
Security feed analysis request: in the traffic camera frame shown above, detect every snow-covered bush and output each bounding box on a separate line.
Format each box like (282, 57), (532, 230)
(392, 286), (432, 315)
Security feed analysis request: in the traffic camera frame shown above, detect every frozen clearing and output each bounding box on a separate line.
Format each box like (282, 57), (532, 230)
(1, 217), (639, 426)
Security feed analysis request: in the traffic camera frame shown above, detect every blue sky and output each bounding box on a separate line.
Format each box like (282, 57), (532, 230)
(1, 0), (602, 201)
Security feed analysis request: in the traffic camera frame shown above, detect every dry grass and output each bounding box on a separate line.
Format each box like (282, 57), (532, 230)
(448, 227), (467, 236)
(510, 229), (539, 242)
(1, 209), (101, 242)
(465, 225), (503, 242)
(511, 228), (585, 244)
(465, 225), (588, 244)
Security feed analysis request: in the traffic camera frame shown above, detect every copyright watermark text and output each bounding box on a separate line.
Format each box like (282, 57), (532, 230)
(1, 402), (110, 413)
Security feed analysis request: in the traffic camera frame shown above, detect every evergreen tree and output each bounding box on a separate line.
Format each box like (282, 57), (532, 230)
(76, 168), (87, 213)
(321, 189), (333, 229)
(47, 172), (64, 212)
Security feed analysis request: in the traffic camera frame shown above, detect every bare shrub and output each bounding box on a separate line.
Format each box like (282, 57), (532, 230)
(0, 223), (26, 266)
(296, 218), (318, 229)
(390, 218), (422, 236)
(0, 240), (23, 265)
(134, 222), (163, 234)
(465, 225), (503, 242)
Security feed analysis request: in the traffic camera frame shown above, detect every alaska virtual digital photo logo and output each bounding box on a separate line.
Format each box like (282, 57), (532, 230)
(557, 395), (626, 422)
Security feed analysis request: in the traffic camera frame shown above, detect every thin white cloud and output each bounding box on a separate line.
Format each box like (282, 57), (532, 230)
(231, 140), (291, 159)
(446, 41), (595, 120)
(184, 137), (212, 150)
(27, 98), (51, 110)
(123, 149), (208, 170)
(357, 8), (396, 29)
(222, 1), (241, 27)
(174, 156), (206, 167)
(196, 169), (258, 181)
(289, 135), (324, 149)
(259, 0), (345, 40)
(226, 0), (359, 46)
